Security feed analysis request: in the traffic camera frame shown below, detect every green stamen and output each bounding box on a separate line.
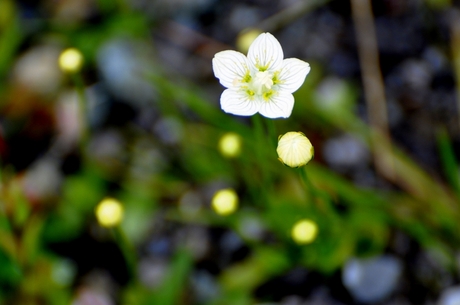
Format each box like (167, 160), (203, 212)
(272, 71), (283, 85)
(243, 71), (252, 83)
(263, 90), (274, 101)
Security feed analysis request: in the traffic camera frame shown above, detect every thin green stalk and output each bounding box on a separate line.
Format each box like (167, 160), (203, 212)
(71, 72), (89, 151)
(251, 114), (275, 205)
(265, 119), (277, 149)
(436, 127), (460, 199)
(298, 167), (315, 206)
(0, 5), (23, 97)
(251, 114), (266, 168)
(298, 166), (335, 214)
(251, 114), (264, 144)
(112, 226), (137, 280)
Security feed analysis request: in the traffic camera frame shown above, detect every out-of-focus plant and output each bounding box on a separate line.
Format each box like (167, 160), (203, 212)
(1, 0), (460, 304)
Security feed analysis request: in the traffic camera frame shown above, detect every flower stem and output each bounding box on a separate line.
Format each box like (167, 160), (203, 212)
(298, 167), (333, 214)
(251, 114), (274, 204)
(112, 225), (137, 280)
(251, 114), (264, 143)
(71, 72), (89, 151)
(298, 167), (315, 206)
(265, 119), (277, 149)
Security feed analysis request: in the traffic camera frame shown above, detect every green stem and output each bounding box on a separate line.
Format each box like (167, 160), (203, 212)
(265, 119), (277, 149)
(251, 114), (274, 205)
(71, 72), (89, 151)
(436, 127), (460, 199)
(251, 114), (264, 144)
(298, 167), (315, 206)
(251, 114), (266, 168)
(112, 226), (137, 280)
(298, 167), (334, 214)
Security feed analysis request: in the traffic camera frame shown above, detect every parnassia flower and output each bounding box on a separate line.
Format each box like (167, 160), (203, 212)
(212, 32), (310, 119)
(277, 131), (314, 167)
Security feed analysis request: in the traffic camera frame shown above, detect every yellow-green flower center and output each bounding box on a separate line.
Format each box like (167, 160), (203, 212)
(251, 71), (274, 95)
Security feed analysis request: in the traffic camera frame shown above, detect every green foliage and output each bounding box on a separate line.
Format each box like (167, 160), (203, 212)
(1, 0), (460, 304)
(42, 169), (106, 242)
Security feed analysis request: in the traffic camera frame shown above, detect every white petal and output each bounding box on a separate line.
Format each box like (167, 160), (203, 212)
(212, 50), (250, 89)
(247, 33), (283, 72)
(258, 91), (294, 119)
(277, 58), (310, 93)
(220, 89), (261, 116)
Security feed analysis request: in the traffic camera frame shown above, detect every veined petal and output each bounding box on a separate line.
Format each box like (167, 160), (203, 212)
(248, 33), (283, 72)
(277, 58), (310, 93)
(277, 132), (314, 168)
(220, 89), (261, 116)
(212, 50), (250, 89)
(258, 91), (294, 119)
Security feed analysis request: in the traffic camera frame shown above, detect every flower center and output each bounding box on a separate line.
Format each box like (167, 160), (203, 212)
(251, 71), (273, 95)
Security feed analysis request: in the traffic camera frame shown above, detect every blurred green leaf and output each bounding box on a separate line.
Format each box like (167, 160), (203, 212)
(436, 127), (460, 198)
(62, 170), (105, 213)
(0, 1), (23, 96)
(220, 246), (290, 294)
(424, 0), (451, 9)
(0, 248), (22, 293)
(144, 250), (193, 305)
(42, 170), (105, 242)
(119, 185), (157, 244)
(348, 209), (389, 256)
(149, 73), (253, 136)
(21, 215), (44, 266)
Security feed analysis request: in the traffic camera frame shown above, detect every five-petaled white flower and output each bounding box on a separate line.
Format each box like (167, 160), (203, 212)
(212, 32), (310, 118)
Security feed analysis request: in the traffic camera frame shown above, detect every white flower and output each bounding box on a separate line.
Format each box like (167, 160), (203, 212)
(277, 131), (314, 167)
(212, 33), (311, 119)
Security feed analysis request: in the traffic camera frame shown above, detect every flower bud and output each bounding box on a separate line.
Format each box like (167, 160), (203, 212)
(95, 197), (124, 227)
(59, 48), (84, 73)
(236, 28), (262, 53)
(211, 188), (238, 216)
(277, 131), (314, 168)
(218, 132), (242, 158)
(291, 219), (318, 244)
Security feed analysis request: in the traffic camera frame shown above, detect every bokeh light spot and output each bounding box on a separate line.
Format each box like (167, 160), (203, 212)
(218, 132), (242, 158)
(236, 28), (263, 53)
(59, 48), (84, 73)
(291, 219), (318, 244)
(95, 197), (124, 227)
(211, 189), (238, 216)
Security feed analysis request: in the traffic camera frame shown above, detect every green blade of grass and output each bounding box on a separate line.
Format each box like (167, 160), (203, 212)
(436, 127), (460, 199)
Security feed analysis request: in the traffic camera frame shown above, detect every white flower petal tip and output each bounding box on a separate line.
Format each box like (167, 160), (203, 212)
(248, 32), (284, 71)
(212, 32), (310, 119)
(279, 59), (311, 93)
(277, 131), (314, 168)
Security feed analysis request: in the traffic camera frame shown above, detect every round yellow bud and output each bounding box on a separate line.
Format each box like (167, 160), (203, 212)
(59, 48), (84, 73)
(236, 28), (263, 53)
(218, 132), (242, 158)
(211, 188), (238, 216)
(277, 132), (314, 168)
(95, 198), (124, 227)
(291, 219), (318, 244)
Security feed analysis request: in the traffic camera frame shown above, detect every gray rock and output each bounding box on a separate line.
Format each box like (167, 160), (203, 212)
(438, 286), (460, 305)
(342, 255), (402, 303)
